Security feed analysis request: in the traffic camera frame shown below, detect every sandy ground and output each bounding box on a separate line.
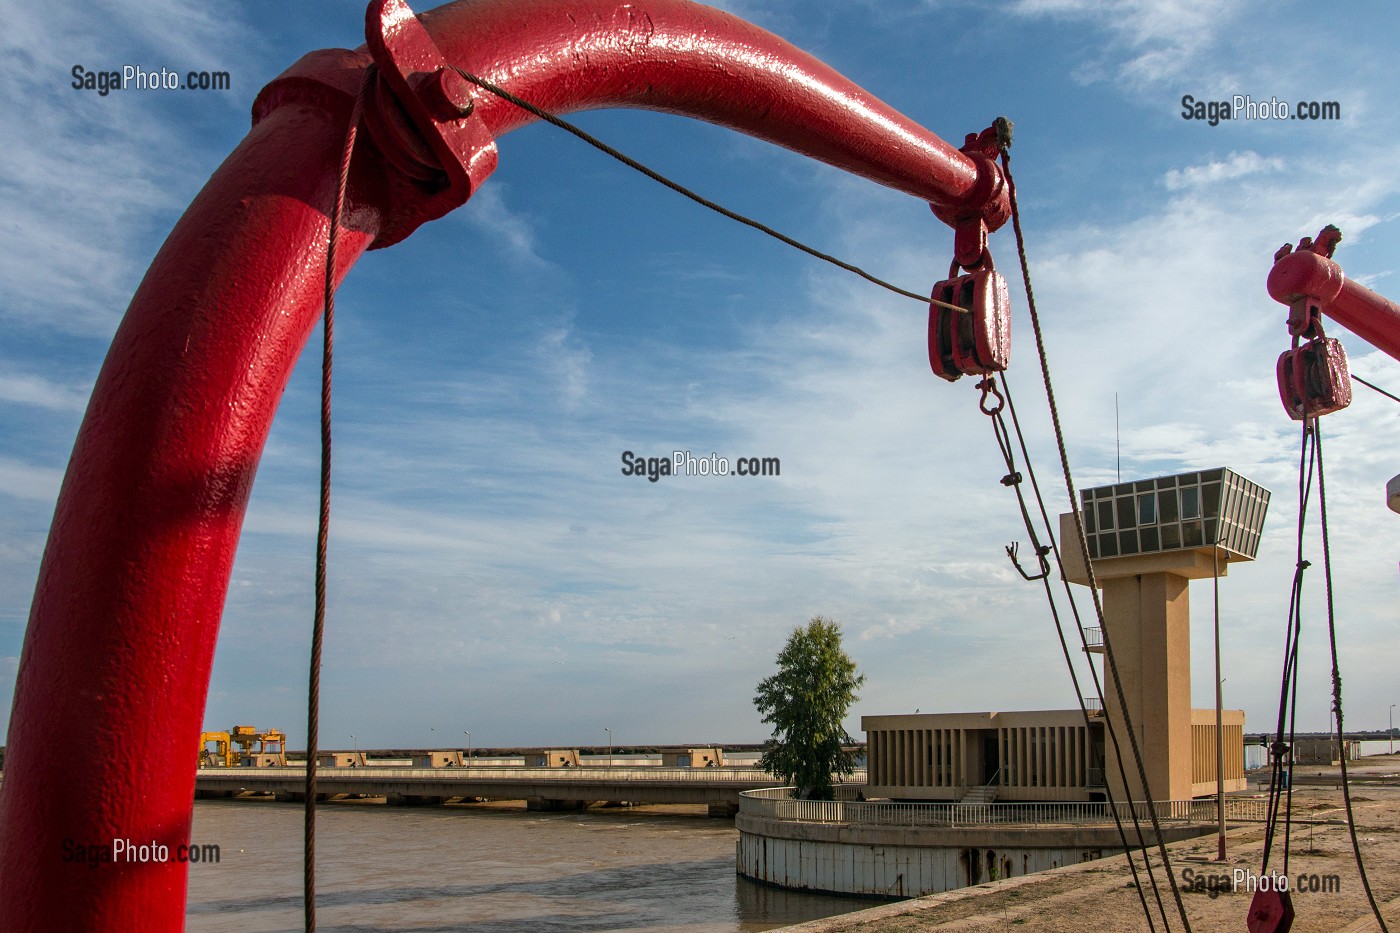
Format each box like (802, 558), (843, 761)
(777, 755), (1400, 933)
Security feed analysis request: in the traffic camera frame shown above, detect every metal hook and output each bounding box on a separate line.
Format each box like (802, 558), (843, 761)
(1006, 540), (1051, 581)
(977, 376), (1004, 415)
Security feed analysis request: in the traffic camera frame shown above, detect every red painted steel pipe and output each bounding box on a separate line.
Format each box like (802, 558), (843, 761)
(1268, 248), (1400, 363)
(0, 100), (381, 933)
(0, 1), (1004, 929)
(414, 0), (999, 207)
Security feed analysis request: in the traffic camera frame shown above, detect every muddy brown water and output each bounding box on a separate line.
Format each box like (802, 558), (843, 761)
(185, 799), (872, 932)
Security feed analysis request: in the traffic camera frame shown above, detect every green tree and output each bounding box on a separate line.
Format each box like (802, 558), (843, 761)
(753, 616), (865, 800)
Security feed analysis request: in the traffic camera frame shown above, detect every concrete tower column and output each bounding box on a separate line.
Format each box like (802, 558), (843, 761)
(1100, 571), (1194, 802)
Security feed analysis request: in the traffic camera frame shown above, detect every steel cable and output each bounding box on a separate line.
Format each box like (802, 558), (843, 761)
(1315, 420), (1392, 932)
(997, 146), (1193, 932)
(449, 66), (952, 307)
(1261, 417), (1311, 878)
(305, 63), (373, 933)
(985, 376), (1165, 932)
(998, 376), (1177, 931)
(1352, 372), (1400, 406)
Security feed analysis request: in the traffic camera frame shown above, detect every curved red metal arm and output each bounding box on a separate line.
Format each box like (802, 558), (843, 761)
(1268, 228), (1400, 419)
(1268, 245), (1400, 363)
(0, 1), (1006, 928)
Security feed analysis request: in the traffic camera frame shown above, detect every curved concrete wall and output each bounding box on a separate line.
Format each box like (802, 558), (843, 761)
(734, 813), (1172, 898)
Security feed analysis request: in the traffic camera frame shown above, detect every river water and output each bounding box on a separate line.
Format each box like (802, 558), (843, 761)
(185, 799), (870, 932)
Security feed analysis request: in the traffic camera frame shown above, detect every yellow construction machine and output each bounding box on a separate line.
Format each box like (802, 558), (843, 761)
(197, 725), (287, 767)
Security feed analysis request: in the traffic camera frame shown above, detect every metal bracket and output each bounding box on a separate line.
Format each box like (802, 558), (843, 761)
(1006, 540), (1051, 581)
(1285, 297), (1324, 341)
(1276, 225), (1343, 340)
(361, 0), (499, 245)
(930, 123), (1010, 270)
(1272, 224), (1351, 419)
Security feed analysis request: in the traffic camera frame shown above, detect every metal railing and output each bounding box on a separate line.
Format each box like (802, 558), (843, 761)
(739, 787), (1270, 827)
(197, 765), (867, 785)
(1082, 626), (1104, 647)
(1083, 697), (1104, 714)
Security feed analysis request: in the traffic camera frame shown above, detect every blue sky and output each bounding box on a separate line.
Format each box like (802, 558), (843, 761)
(2, 0), (1398, 751)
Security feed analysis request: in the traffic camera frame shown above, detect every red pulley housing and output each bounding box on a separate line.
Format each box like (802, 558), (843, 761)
(1276, 336), (1351, 419)
(928, 260), (1011, 381)
(1247, 888), (1295, 933)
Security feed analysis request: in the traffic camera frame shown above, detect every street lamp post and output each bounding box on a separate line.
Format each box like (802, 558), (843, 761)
(1390, 705), (1395, 756)
(464, 731), (471, 763)
(1212, 547), (1226, 862)
(605, 728), (612, 768)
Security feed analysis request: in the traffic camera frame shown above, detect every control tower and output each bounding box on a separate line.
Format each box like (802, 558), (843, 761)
(1061, 468), (1270, 802)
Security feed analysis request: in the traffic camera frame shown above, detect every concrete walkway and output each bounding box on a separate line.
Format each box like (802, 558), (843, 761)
(776, 756), (1400, 933)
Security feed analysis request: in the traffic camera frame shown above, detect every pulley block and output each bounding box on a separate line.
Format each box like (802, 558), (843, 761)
(1246, 888), (1294, 933)
(928, 255), (1011, 382)
(1276, 336), (1351, 420)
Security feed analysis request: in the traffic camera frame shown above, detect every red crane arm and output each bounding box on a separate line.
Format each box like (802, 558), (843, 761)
(0, 1), (1008, 929)
(1268, 246), (1400, 363)
(424, 0), (998, 202)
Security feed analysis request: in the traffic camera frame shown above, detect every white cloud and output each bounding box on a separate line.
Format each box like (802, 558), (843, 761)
(0, 373), (90, 412)
(1, 0), (264, 78)
(0, 457), (64, 503)
(459, 184), (550, 267)
(1011, 0), (1254, 87)
(1163, 151), (1284, 191)
(534, 325), (594, 410)
(0, 2), (264, 336)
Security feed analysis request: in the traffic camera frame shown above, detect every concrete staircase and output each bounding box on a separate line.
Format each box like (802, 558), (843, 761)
(960, 783), (1000, 805)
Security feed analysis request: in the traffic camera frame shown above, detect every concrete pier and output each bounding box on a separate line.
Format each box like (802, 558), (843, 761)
(193, 765), (864, 815)
(735, 787), (1261, 898)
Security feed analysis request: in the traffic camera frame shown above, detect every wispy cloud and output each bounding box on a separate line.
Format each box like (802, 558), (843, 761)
(0, 457), (64, 503)
(1163, 151), (1284, 191)
(0, 2), (265, 336)
(533, 325), (594, 410)
(1011, 0), (1254, 87)
(0, 372), (90, 412)
(458, 184), (552, 268)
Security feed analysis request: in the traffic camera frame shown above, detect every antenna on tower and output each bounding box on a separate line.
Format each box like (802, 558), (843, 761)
(1115, 393), (1121, 483)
